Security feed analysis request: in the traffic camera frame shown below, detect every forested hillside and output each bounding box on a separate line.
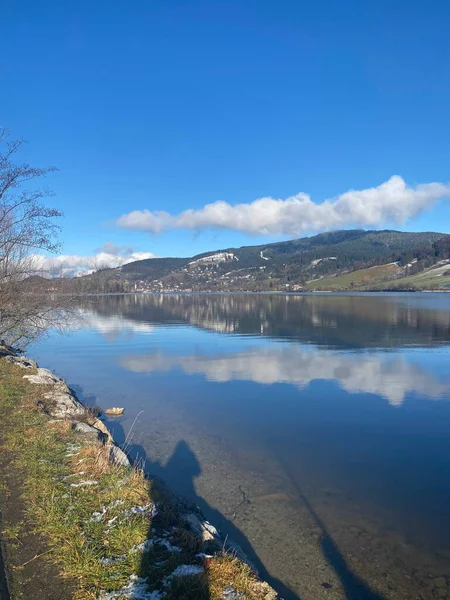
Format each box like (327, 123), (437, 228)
(70, 229), (448, 292)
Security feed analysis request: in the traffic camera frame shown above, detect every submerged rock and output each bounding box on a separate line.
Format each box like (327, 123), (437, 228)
(105, 407), (125, 416)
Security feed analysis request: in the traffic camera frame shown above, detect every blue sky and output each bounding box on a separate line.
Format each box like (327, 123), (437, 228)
(2, 0), (450, 272)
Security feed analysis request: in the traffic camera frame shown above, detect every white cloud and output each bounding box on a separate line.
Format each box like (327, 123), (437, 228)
(116, 176), (450, 236)
(119, 347), (449, 407)
(30, 243), (156, 277)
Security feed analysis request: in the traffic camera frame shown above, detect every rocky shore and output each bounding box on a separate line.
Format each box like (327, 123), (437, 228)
(0, 342), (279, 600)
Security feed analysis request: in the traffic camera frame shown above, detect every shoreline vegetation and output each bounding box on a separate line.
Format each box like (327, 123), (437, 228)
(0, 343), (278, 600)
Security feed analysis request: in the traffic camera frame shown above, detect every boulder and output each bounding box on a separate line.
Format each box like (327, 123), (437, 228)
(92, 419), (113, 442)
(24, 367), (63, 385)
(43, 382), (85, 418)
(183, 513), (221, 543)
(5, 355), (38, 369)
(74, 422), (107, 443)
(249, 581), (278, 600)
(109, 445), (130, 467)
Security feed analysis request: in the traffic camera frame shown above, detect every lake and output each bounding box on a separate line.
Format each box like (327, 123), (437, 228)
(30, 293), (450, 600)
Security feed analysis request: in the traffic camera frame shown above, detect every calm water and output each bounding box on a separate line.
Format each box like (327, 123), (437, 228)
(31, 293), (450, 600)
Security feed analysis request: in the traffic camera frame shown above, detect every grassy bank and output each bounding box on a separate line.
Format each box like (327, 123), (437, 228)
(0, 359), (276, 600)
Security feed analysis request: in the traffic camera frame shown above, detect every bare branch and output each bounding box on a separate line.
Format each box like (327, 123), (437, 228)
(0, 128), (70, 347)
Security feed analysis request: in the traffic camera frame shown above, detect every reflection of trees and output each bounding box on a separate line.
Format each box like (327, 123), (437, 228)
(81, 293), (450, 349)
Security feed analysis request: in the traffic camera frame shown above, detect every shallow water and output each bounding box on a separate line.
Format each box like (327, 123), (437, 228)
(31, 293), (450, 599)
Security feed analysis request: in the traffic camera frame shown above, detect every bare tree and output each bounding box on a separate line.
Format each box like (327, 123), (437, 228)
(0, 127), (70, 348)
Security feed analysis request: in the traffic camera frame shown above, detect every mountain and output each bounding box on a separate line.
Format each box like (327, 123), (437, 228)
(74, 229), (450, 292)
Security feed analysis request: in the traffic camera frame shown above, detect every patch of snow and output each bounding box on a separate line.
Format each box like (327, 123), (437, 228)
(130, 540), (152, 553)
(98, 575), (163, 600)
(156, 539), (182, 553)
(260, 250), (269, 261)
(91, 511), (105, 523)
(188, 252), (238, 267)
(131, 537), (182, 554)
(70, 480), (98, 487)
(100, 554), (127, 565)
(311, 256), (337, 267)
(91, 500), (125, 523)
(163, 564), (204, 587)
(123, 502), (158, 518)
(66, 443), (81, 452)
(169, 564), (204, 577)
(105, 502), (157, 530)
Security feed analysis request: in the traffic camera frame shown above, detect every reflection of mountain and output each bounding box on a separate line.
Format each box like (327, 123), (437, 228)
(83, 293), (450, 349)
(119, 347), (449, 407)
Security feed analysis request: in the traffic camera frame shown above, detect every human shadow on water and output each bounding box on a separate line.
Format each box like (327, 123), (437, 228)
(279, 460), (388, 600)
(306, 496), (387, 600)
(104, 418), (388, 600)
(107, 419), (299, 600)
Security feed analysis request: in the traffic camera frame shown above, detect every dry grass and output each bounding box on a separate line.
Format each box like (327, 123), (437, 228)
(71, 442), (116, 478)
(47, 420), (73, 435)
(80, 405), (103, 425)
(208, 554), (262, 598)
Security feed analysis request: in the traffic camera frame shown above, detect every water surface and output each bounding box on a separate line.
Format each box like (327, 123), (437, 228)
(31, 293), (450, 600)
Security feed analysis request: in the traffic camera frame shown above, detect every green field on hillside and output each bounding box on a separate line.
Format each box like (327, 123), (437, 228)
(306, 261), (450, 291)
(305, 263), (402, 291)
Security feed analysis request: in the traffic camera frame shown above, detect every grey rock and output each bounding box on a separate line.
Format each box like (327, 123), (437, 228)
(183, 513), (221, 543)
(43, 382), (85, 418)
(109, 445), (130, 467)
(74, 422), (107, 443)
(222, 586), (244, 599)
(250, 582), (278, 600)
(5, 355), (38, 369)
(92, 419), (113, 441)
(24, 367), (63, 385)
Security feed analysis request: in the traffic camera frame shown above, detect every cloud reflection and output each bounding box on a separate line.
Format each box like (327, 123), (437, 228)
(73, 310), (154, 342)
(120, 347), (448, 407)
